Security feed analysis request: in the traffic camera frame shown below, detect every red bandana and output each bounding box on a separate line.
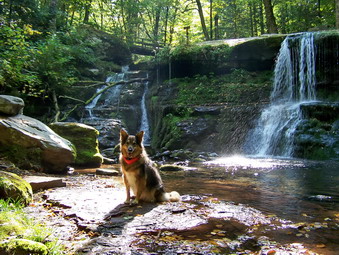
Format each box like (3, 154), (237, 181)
(123, 156), (140, 165)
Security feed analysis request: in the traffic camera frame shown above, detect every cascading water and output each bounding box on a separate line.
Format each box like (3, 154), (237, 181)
(82, 65), (152, 147)
(246, 32), (318, 157)
(84, 67), (127, 119)
(140, 80), (151, 145)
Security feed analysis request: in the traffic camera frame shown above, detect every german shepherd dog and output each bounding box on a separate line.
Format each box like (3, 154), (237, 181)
(120, 129), (180, 204)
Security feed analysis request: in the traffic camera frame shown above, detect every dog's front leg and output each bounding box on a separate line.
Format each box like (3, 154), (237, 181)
(123, 175), (131, 204)
(132, 180), (144, 204)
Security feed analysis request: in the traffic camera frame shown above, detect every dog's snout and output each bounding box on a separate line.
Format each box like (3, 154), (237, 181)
(128, 146), (133, 152)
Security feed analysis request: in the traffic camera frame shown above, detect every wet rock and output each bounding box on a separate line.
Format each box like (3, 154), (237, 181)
(0, 239), (48, 255)
(192, 106), (221, 116)
(300, 102), (339, 122)
(0, 171), (33, 205)
(24, 176), (66, 191)
(90, 119), (122, 149)
(102, 157), (117, 164)
(96, 168), (120, 176)
(159, 164), (185, 171)
(49, 122), (103, 167)
(0, 95), (24, 116)
(0, 115), (75, 173)
(177, 117), (216, 138)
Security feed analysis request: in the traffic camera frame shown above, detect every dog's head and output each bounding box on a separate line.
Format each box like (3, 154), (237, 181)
(120, 129), (144, 159)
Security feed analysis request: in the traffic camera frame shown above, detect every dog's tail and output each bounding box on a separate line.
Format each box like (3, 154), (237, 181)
(161, 191), (181, 202)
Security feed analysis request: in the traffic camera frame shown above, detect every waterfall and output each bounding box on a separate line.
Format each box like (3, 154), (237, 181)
(84, 67), (128, 119)
(140, 80), (151, 145)
(85, 83), (107, 118)
(246, 32), (318, 157)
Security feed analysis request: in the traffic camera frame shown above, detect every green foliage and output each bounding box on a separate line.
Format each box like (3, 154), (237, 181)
(156, 44), (231, 64)
(0, 24), (40, 94)
(31, 35), (77, 95)
(174, 69), (272, 106)
(0, 199), (64, 254)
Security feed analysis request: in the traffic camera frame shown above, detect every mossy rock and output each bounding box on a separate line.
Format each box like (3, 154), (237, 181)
(49, 122), (103, 167)
(0, 171), (33, 206)
(0, 239), (48, 255)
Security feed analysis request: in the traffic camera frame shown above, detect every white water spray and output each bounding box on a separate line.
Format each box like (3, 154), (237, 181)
(246, 33), (318, 157)
(140, 79), (151, 145)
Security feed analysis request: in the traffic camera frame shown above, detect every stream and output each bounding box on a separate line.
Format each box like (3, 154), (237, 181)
(25, 156), (339, 255)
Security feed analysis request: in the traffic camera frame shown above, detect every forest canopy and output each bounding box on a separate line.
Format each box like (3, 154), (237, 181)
(1, 0), (338, 44)
(1, 0), (339, 121)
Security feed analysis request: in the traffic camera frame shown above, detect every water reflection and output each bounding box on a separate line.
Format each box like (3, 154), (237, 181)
(206, 155), (306, 170)
(163, 156), (339, 222)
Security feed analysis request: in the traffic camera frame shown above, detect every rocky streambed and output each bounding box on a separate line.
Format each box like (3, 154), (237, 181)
(22, 158), (339, 255)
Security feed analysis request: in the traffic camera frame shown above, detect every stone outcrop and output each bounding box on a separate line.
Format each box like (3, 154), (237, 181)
(0, 95), (24, 116)
(294, 102), (339, 160)
(158, 34), (286, 79)
(147, 32), (338, 160)
(24, 176), (66, 192)
(0, 171), (33, 205)
(0, 95), (76, 173)
(49, 122), (103, 167)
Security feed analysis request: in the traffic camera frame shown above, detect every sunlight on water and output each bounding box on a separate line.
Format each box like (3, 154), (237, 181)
(205, 155), (306, 170)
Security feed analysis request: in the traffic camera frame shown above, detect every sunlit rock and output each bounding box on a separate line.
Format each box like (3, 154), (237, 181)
(0, 114), (75, 173)
(0, 95), (24, 116)
(49, 122), (103, 167)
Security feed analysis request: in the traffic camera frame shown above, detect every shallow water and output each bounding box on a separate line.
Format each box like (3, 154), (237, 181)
(26, 156), (339, 254)
(159, 156), (339, 254)
(164, 156), (339, 222)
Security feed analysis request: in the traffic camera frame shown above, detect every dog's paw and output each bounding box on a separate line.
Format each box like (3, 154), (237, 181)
(131, 198), (139, 205)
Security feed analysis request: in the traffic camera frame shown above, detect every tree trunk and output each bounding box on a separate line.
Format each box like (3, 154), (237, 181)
(336, 0), (339, 29)
(259, 2), (265, 35)
(262, 0), (278, 33)
(52, 90), (60, 122)
(153, 7), (161, 43)
(49, 0), (58, 32)
(210, 0), (213, 40)
(196, 0), (210, 40)
(83, 0), (92, 24)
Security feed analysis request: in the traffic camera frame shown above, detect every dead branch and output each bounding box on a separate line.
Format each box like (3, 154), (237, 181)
(56, 77), (149, 121)
(85, 78), (149, 105)
(59, 96), (86, 104)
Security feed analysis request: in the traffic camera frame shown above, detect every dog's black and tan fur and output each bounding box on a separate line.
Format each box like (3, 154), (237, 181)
(120, 129), (180, 204)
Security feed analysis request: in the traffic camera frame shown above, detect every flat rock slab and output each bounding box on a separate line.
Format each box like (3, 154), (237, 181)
(24, 176), (66, 191)
(96, 168), (120, 176)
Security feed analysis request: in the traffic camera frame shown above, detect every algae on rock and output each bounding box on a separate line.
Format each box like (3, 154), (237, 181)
(49, 122), (103, 167)
(0, 171), (32, 205)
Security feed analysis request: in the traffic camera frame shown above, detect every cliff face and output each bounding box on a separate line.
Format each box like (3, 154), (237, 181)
(148, 70), (272, 154)
(147, 32), (339, 159)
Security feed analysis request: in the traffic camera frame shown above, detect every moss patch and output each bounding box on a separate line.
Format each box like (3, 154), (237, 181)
(0, 199), (64, 254)
(0, 239), (48, 255)
(0, 171), (32, 206)
(49, 122), (103, 167)
(173, 69), (272, 106)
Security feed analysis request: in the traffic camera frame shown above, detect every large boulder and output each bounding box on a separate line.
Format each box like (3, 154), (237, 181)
(0, 171), (33, 205)
(49, 122), (103, 167)
(0, 95), (24, 116)
(0, 114), (76, 173)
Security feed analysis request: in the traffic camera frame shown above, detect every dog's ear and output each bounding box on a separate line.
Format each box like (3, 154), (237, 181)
(135, 131), (144, 145)
(120, 129), (128, 144)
